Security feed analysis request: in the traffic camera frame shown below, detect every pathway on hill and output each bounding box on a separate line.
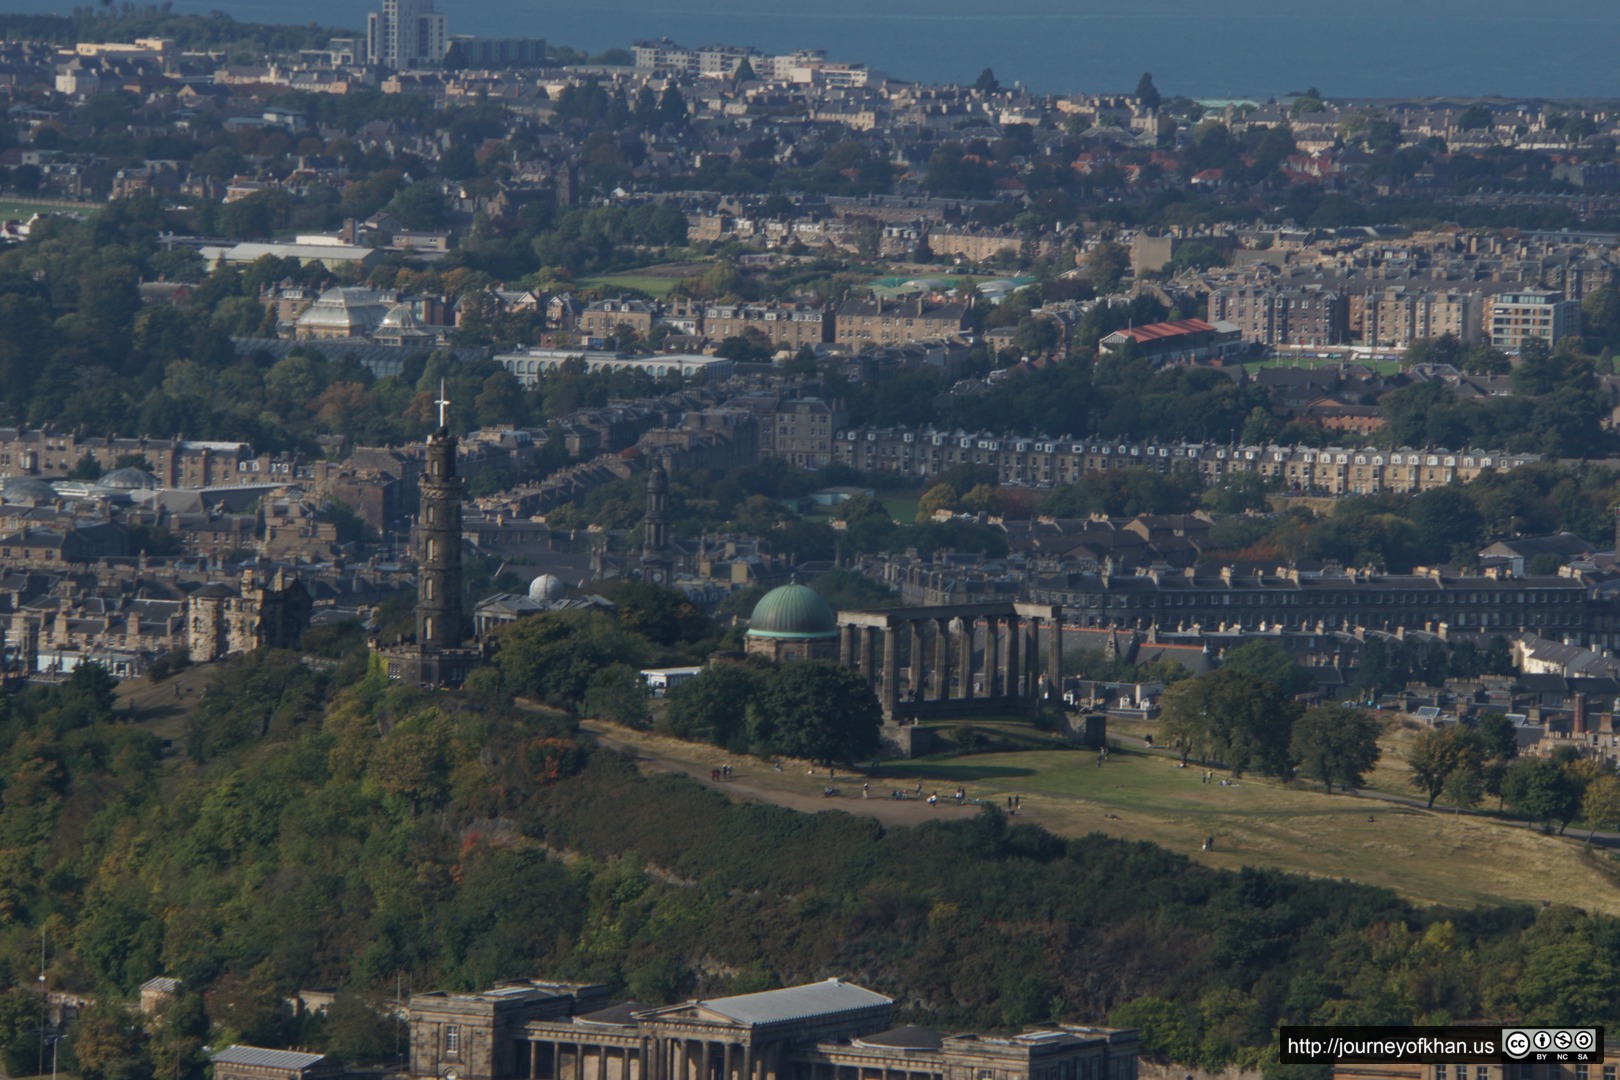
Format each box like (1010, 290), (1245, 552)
(582, 721), (988, 828)
(579, 719), (1620, 913)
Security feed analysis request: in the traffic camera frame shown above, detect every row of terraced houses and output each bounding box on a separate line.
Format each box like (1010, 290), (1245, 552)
(825, 428), (1542, 493)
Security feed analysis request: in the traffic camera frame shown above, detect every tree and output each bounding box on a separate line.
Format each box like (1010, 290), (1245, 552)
(71, 1002), (152, 1080)
(748, 661), (881, 764)
(1457, 104), (1493, 131)
(319, 992), (400, 1065)
(583, 663), (651, 727)
(1135, 72), (1162, 112)
(1288, 704), (1381, 793)
(1219, 640), (1314, 697)
(1159, 670), (1299, 778)
(0, 988), (40, 1078)
(1502, 756), (1583, 834)
(664, 662), (767, 748)
(1081, 241), (1131, 294)
(1405, 726), (1481, 809)
(973, 67), (1000, 94)
(1579, 773), (1620, 843)
(1474, 712), (1519, 760)
(69, 451), (103, 480)
(917, 482), (959, 522)
(149, 992), (209, 1080)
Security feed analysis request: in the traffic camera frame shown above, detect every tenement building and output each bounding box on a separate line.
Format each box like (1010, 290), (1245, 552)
(827, 431), (1539, 493)
(407, 978), (1139, 1080)
(701, 302), (832, 349)
(1027, 564), (1587, 636)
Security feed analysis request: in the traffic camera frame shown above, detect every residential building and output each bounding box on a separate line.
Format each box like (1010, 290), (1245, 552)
(834, 296), (971, 348)
(702, 301), (832, 349)
(1360, 286), (1483, 348)
(1487, 289), (1580, 353)
(578, 297), (662, 341)
(826, 429), (1539, 494)
(367, 0), (448, 69)
(766, 397), (842, 468)
(1208, 285), (1348, 348)
(1026, 563), (1586, 637)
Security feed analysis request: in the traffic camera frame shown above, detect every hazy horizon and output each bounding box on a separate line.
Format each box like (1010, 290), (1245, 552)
(6, 0), (1620, 99)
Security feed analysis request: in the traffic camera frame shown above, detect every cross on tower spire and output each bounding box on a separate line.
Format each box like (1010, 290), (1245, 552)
(436, 378), (450, 430)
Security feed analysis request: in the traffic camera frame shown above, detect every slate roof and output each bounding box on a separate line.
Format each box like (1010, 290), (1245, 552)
(701, 979), (891, 1025)
(211, 1046), (331, 1070)
(853, 1025), (944, 1050)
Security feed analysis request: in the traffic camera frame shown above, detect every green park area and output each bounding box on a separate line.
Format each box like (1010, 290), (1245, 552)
(0, 199), (93, 222)
(597, 716), (1620, 916)
(1239, 354), (1403, 376)
(575, 273), (688, 297)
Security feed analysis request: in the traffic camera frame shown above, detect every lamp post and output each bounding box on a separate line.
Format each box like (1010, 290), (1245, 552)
(46, 1033), (64, 1080)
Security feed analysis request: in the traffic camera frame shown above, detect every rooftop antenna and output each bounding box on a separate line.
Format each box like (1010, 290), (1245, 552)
(436, 379), (450, 430)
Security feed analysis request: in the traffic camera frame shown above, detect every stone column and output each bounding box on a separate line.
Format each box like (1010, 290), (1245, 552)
(723, 1044), (734, 1080)
(839, 623), (854, 666)
(701, 1042), (711, 1080)
(530, 1043), (541, 1080)
(881, 624), (899, 719)
(957, 616), (973, 699)
(932, 617), (950, 701)
(741, 1046), (753, 1080)
(983, 618), (998, 697)
(860, 626), (877, 688)
(574, 1045), (585, 1080)
(1005, 614), (1021, 699)
(1048, 613), (1063, 690)
(908, 619), (924, 704)
(552, 1044), (561, 1080)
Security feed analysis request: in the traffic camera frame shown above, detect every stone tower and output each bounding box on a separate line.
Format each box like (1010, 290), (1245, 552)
(416, 411), (464, 651)
(641, 455), (671, 585)
(376, 383), (481, 687)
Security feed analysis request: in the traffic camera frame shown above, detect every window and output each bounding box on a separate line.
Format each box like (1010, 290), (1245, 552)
(444, 1024), (460, 1055)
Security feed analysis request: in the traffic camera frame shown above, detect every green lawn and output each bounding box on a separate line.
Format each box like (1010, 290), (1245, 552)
(576, 274), (687, 297)
(881, 494), (921, 524)
(1241, 356), (1402, 376)
(878, 743), (1620, 913)
(0, 199), (93, 221)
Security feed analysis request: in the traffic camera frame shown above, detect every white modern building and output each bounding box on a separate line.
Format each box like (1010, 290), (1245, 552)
(495, 349), (735, 387)
(367, 0), (448, 69)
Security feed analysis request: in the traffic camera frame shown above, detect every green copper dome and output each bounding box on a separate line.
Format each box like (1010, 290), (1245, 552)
(747, 583), (838, 639)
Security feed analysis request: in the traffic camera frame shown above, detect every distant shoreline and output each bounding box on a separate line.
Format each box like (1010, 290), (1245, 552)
(5, 0), (1620, 99)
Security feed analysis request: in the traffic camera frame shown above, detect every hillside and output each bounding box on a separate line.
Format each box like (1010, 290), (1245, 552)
(2, 652), (1617, 1078)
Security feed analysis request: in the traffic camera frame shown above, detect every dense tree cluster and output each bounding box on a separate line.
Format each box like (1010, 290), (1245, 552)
(662, 660), (882, 763)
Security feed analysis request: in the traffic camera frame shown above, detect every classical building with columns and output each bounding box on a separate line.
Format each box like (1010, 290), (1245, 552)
(406, 978), (1139, 1080)
(834, 603), (1064, 722)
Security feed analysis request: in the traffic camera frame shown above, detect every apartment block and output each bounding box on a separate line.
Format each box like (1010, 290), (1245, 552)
(1487, 289), (1580, 353)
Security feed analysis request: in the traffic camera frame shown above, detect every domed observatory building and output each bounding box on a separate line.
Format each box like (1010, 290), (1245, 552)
(744, 583), (839, 663)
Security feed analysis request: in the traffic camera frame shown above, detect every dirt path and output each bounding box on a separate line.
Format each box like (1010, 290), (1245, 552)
(582, 721), (993, 828)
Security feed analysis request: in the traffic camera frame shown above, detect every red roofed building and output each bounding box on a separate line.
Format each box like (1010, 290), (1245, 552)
(1098, 318), (1243, 366)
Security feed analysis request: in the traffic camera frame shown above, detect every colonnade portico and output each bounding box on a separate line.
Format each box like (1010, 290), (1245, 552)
(835, 602), (1063, 721)
(515, 1027), (781, 1080)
